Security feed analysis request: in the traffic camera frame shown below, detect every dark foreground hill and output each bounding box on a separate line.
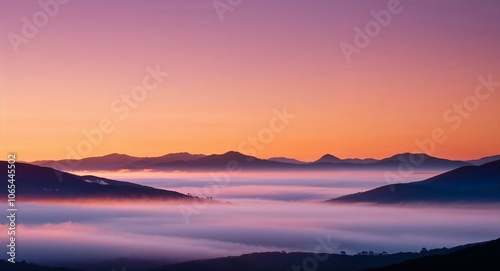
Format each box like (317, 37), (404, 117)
(0, 260), (81, 271)
(150, 241), (486, 271)
(0, 161), (193, 201)
(367, 238), (500, 271)
(2, 239), (498, 271)
(150, 252), (418, 271)
(331, 160), (500, 203)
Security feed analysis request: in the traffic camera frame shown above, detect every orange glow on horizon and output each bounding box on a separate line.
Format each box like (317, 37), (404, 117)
(1, 1), (499, 162)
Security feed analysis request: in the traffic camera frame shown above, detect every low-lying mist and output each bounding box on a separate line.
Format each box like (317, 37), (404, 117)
(1, 170), (498, 266)
(2, 201), (499, 265)
(89, 169), (444, 201)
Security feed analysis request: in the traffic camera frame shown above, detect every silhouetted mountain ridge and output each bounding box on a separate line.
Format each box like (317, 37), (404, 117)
(466, 154), (500, 166)
(268, 157), (306, 164)
(29, 151), (492, 172)
(124, 152), (206, 169)
(331, 160), (500, 203)
(315, 154), (342, 163)
(0, 161), (193, 201)
(150, 238), (498, 271)
(367, 238), (500, 271)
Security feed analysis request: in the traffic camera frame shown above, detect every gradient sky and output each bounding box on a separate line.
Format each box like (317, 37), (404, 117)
(1, 0), (499, 161)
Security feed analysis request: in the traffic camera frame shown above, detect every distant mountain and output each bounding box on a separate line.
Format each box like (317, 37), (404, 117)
(313, 153), (467, 169)
(124, 152), (206, 169)
(267, 157), (306, 164)
(31, 151), (291, 172)
(368, 238), (500, 271)
(151, 240), (489, 271)
(32, 153), (143, 171)
(375, 153), (470, 169)
(315, 154), (342, 163)
(30, 152), (487, 172)
(144, 151), (292, 171)
(342, 158), (378, 164)
(32, 153), (205, 171)
(331, 160), (500, 203)
(466, 155), (500, 166)
(0, 161), (194, 201)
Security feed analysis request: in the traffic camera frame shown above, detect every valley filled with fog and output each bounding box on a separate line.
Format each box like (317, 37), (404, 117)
(2, 170), (499, 266)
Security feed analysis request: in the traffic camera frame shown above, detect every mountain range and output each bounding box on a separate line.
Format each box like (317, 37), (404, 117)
(30, 151), (493, 172)
(8, 152), (500, 203)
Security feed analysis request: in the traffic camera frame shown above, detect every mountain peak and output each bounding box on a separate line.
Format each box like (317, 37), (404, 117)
(103, 153), (132, 158)
(220, 151), (250, 158)
(315, 154), (342, 163)
(384, 152), (432, 160)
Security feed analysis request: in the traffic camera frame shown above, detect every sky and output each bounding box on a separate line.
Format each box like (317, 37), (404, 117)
(1, 0), (500, 162)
